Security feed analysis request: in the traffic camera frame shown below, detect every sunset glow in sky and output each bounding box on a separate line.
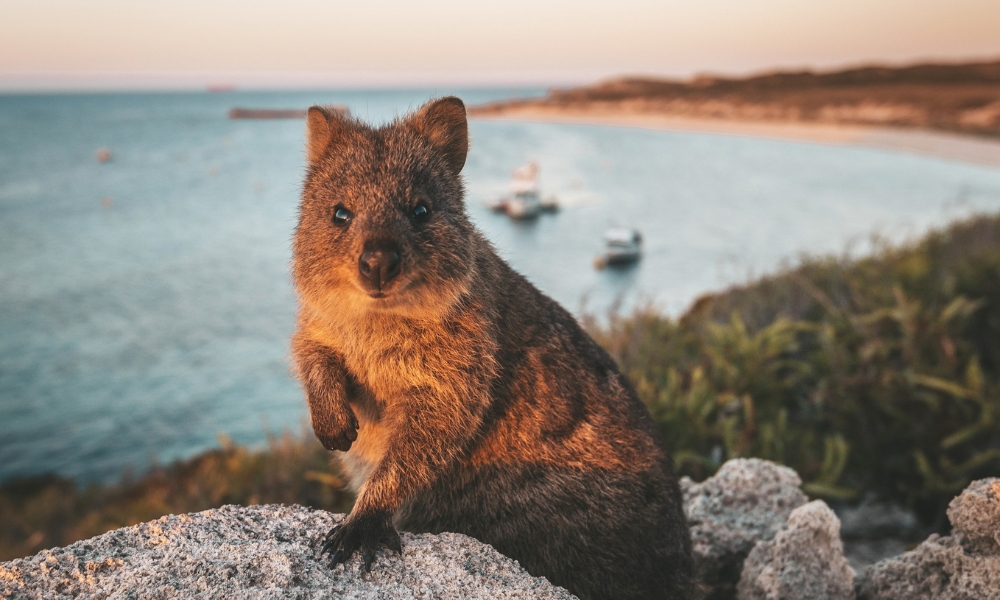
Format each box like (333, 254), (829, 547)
(2, 0), (999, 89)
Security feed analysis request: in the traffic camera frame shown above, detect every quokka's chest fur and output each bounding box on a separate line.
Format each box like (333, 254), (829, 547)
(303, 303), (498, 402)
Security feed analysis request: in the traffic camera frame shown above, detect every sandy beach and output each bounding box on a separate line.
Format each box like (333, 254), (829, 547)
(470, 106), (1000, 170)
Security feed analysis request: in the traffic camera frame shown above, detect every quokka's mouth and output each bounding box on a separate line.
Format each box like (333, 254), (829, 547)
(359, 277), (410, 301)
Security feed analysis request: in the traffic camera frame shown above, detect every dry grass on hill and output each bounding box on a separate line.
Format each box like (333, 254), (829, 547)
(471, 60), (1000, 137)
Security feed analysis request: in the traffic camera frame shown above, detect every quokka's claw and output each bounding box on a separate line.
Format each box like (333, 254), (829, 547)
(317, 513), (400, 571)
(328, 549), (345, 567)
(320, 538), (336, 556)
(384, 533), (403, 555)
(319, 525), (340, 552)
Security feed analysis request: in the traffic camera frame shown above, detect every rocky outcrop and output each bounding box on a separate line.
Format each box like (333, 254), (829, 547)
(737, 500), (855, 600)
(5, 463), (996, 600)
(0, 504), (576, 600)
(2, 458), (810, 600)
(857, 478), (1000, 600)
(681, 458), (809, 600)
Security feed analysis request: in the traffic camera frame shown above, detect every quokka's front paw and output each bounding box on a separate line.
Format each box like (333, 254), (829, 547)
(320, 512), (402, 572)
(314, 411), (359, 452)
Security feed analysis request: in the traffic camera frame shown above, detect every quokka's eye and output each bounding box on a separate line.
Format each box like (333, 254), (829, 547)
(333, 206), (352, 225)
(411, 204), (430, 223)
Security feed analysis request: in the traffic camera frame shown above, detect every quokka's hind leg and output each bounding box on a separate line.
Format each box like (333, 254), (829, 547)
(398, 463), (693, 600)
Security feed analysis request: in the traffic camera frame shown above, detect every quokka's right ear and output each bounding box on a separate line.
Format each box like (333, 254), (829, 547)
(409, 96), (469, 175)
(306, 106), (349, 163)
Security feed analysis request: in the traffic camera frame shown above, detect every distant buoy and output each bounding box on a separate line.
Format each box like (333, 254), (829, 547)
(100, 196), (113, 209)
(96, 148), (112, 163)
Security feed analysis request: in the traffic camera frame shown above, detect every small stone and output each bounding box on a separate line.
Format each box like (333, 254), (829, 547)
(837, 497), (920, 541)
(946, 477), (1000, 555)
(737, 500), (855, 600)
(836, 496), (925, 575)
(682, 458), (808, 599)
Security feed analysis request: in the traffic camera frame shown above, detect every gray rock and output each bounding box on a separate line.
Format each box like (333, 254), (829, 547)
(857, 533), (1000, 600)
(857, 478), (1000, 600)
(737, 500), (855, 600)
(841, 539), (912, 578)
(0, 504), (576, 600)
(836, 497), (924, 575)
(947, 477), (1000, 555)
(837, 497), (921, 541)
(682, 458), (808, 600)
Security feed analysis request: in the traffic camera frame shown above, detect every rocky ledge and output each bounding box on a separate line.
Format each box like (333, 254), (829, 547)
(858, 478), (1000, 600)
(2, 462), (998, 600)
(0, 504), (575, 599)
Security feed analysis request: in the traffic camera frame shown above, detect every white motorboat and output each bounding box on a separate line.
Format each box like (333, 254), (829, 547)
(595, 228), (642, 269)
(487, 162), (558, 219)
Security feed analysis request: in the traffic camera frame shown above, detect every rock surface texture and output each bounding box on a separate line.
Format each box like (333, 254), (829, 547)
(0, 504), (576, 600)
(737, 500), (855, 600)
(681, 458), (809, 600)
(858, 477), (1000, 600)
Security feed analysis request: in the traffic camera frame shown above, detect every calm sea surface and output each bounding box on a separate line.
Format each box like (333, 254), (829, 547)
(3, 89), (1000, 483)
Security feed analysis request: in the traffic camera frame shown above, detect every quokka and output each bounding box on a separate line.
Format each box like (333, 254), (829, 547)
(291, 96), (693, 600)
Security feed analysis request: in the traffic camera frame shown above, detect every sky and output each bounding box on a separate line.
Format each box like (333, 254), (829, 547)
(1, 0), (999, 89)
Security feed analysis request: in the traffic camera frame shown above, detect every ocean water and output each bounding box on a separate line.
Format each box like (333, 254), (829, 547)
(3, 90), (1000, 483)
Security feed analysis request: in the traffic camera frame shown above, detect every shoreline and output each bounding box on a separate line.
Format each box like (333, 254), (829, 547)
(469, 106), (1000, 170)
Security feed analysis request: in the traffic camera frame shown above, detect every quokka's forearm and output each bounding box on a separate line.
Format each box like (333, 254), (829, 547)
(352, 389), (486, 516)
(292, 331), (359, 451)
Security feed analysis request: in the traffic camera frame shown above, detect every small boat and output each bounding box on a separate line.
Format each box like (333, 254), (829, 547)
(594, 228), (642, 269)
(487, 162), (559, 219)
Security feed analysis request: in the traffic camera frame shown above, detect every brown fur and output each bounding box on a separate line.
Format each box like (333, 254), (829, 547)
(291, 97), (693, 599)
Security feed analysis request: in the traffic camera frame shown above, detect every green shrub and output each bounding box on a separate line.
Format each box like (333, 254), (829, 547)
(588, 213), (1000, 525)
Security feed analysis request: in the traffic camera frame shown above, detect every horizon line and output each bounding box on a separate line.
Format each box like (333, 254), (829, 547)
(3, 53), (999, 93)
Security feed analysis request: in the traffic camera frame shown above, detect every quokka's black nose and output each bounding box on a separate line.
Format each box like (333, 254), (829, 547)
(359, 243), (402, 291)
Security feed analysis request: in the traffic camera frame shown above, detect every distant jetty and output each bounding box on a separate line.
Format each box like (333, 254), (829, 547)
(228, 106), (348, 120)
(228, 108), (308, 119)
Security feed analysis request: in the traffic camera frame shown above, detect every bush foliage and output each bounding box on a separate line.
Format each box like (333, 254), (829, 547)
(587, 213), (1000, 524)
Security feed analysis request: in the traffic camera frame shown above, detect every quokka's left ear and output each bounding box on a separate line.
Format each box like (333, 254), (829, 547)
(408, 97), (469, 175)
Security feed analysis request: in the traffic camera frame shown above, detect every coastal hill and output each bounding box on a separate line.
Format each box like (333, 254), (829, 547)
(470, 60), (1000, 137)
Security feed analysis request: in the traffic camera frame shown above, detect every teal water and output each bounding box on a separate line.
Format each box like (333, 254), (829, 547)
(3, 89), (1000, 483)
